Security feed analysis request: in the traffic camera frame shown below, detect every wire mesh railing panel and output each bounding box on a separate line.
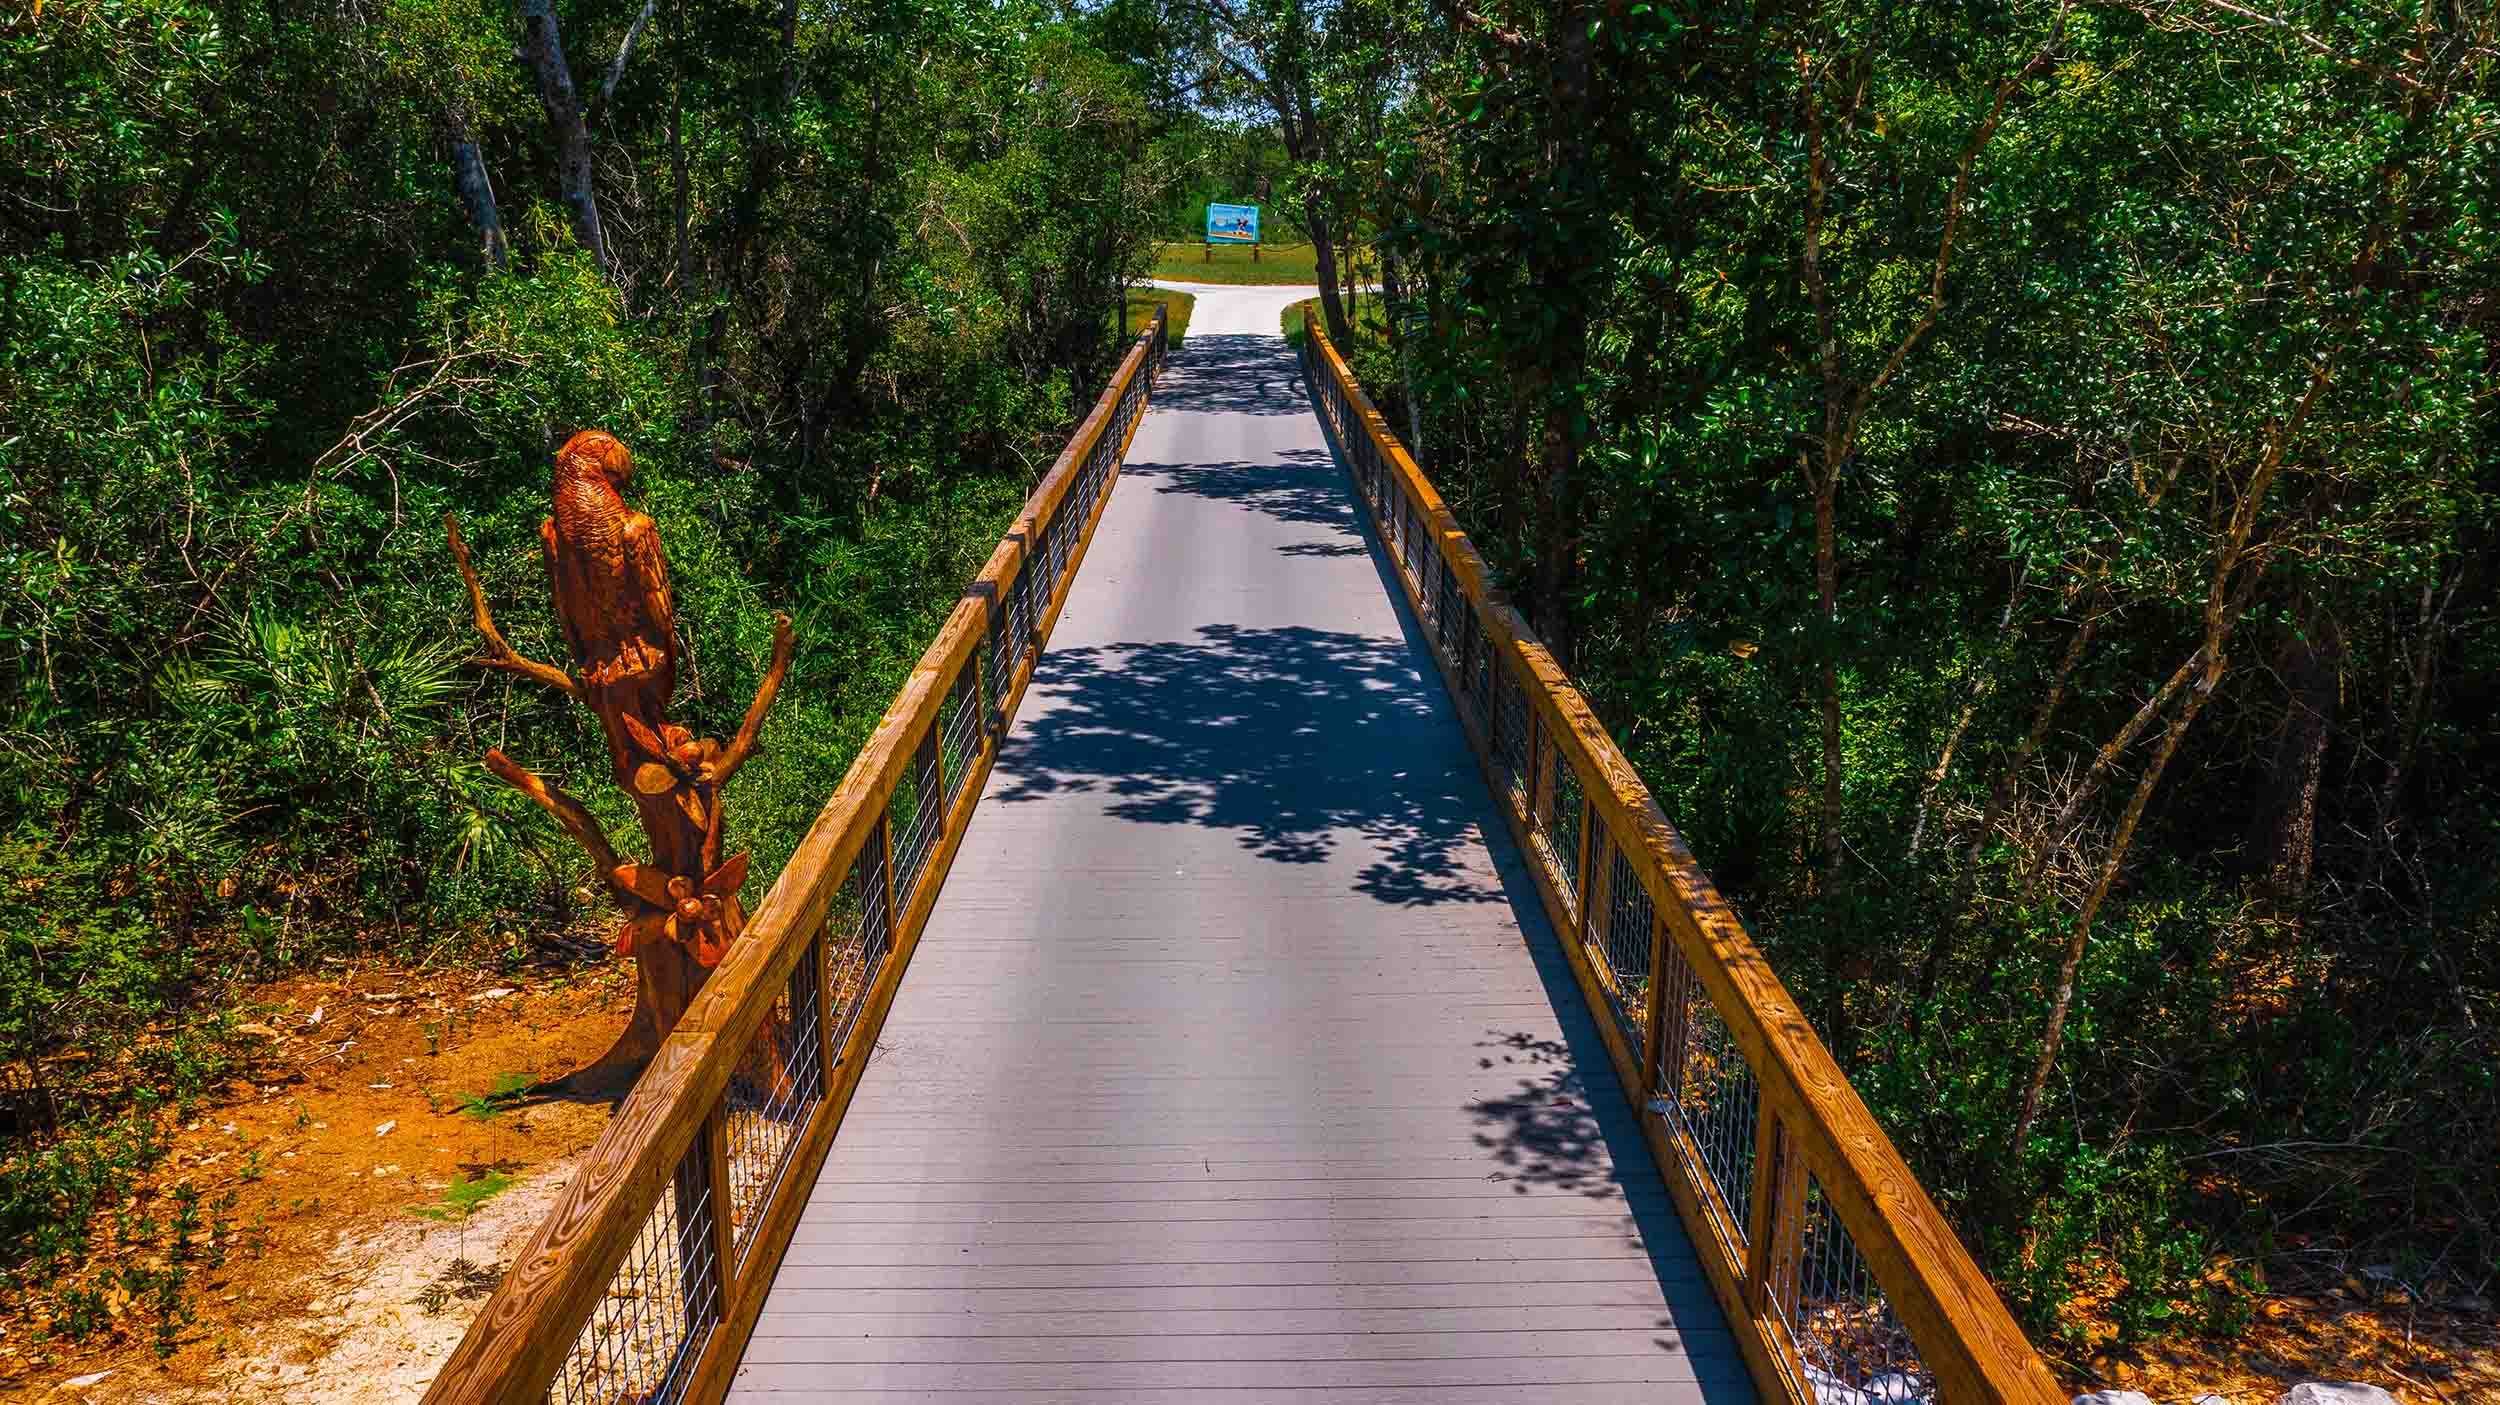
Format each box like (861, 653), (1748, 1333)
(826, 830), (890, 1063)
(887, 729), (941, 909)
(1464, 609), (1492, 720)
(550, 1139), (717, 1405)
(719, 929), (827, 1273)
(1542, 747), (1586, 908)
(1774, 1173), (1935, 1405)
(1493, 666), (1534, 803)
(1001, 559), (1035, 679)
(1591, 839), (1656, 1053)
(1045, 490), (1075, 588)
(987, 592), (1018, 721)
(1651, 937), (1758, 1250)
(943, 655), (986, 810)
(1435, 556), (1462, 656)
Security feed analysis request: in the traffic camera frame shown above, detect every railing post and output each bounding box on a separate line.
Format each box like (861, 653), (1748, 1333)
(1744, 1105), (1810, 1396)
(704, 1103), (738, 1289)
(1641, 912), (1678, 1099)
(1744, 1104), (1807, 1316)
(817, 920), (838, 1088)
(880, 811), (899, 952)
(1572, 789), (1597, 934)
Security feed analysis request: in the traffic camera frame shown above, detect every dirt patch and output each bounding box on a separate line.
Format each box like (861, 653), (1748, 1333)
(2064, 1267), (2500, 1404)
(0, 959), (635, 1402)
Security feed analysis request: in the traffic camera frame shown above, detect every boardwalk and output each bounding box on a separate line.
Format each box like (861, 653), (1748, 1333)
(726, 288), (1754, 1403)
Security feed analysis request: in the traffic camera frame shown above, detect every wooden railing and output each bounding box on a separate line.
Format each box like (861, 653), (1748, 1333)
(424, 307), (1168, 1405)
(1299, 311), (2062, 1405)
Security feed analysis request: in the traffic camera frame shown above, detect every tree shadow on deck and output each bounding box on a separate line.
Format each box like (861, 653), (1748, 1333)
(992, 622), (1501, 908)
(1121, 447), (1348, 529)
(1466, 851), (1756, 1390)
(1148, 333), (1311, 416)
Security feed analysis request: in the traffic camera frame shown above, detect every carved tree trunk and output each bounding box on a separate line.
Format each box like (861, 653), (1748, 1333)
(448, 432), (793, 1088)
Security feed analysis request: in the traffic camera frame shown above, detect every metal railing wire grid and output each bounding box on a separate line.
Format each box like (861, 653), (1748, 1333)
(1465, 609), (1492, 719)
(1594, 840), (1656, 1052)
(1436, 556), (1462, 655)
(721, 932), (827, 1272)
(1651, 940), (1759, 1249)
(943, 656), (986, 810)
(551, 1143), (717, 1405)
(826, 829), (892, 1065)
(1001, 558), (1034, 680)
(1494, 666), (1534, 803)
(986, 589), (1017, 721)
(1775, 1175), (1935, 1405)
(1543, 749), (1586, 908)
(888, 731), (942, 908)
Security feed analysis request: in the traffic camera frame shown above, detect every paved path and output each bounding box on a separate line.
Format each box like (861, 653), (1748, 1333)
(728, 289), (1753, 1403)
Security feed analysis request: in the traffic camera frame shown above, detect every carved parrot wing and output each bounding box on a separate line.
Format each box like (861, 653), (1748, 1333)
(540, 514), (596, 675)
(618, 509), (678, 683)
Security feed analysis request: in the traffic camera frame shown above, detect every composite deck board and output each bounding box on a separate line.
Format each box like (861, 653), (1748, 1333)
(729, 304), (1753, 1403)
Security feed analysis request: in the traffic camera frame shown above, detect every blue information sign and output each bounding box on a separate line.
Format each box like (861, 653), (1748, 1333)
(1206, 203), (1261, 245)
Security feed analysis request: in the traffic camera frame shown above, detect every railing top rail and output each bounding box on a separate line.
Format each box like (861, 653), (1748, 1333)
(1300, 308), (2059, 1405)
(425, 307), (1164, 1404)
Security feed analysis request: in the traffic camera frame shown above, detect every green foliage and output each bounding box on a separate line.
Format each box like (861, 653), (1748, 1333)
(1152, 240), (1326, 284)
(454, 1072), (534, 1121)
(411, 1169), (516, 1223)
(1330, 0), (2500, 1346)
(0, 0), (1170, 1348)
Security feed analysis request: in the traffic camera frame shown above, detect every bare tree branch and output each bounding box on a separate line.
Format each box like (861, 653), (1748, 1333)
(713, 612), (796, 784)
(446, 513), (582, 700)
(483, 748), (636, 899)
(602, 0), (658, 109)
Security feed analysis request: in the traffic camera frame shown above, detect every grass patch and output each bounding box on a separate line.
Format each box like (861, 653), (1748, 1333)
(1151, 241), (1324, 285)
(411, 1169), (515, 1223)
(1280, 295), (1393, 348)
(1112, 289), (1193, 348)
(454, 1071), (532, 1121)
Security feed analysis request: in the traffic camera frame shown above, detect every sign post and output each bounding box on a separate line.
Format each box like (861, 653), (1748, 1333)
(1206, 202), (1261, 264)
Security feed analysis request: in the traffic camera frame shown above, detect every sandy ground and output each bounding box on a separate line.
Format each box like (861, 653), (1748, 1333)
(1, 960), (632, 1403)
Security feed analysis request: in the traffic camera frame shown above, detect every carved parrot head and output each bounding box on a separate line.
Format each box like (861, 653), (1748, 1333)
(558, 429), (634, 488)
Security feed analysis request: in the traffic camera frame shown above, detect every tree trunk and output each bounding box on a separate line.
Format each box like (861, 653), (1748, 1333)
(2010, 647), (2222, 1161)
(516, 0), (608, 274)
(446, 112), (509, 269)
(1814, 465), (1844, 878)
(1381, 248), (1426, 456)
(1309, 205), (1353, 348)
(601, 0), (658, 108)
(2249, 605), (2340, 900)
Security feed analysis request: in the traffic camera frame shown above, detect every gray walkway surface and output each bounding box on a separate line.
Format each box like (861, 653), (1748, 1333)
(728, 293), (1754, 1403)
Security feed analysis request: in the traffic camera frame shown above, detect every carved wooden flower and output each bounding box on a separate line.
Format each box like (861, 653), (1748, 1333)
(620, 715), (726, 826)
(611, 852), (751, 967)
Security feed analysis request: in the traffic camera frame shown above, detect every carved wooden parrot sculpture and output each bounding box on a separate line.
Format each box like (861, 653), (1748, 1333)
(543, 429), (678, 728)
